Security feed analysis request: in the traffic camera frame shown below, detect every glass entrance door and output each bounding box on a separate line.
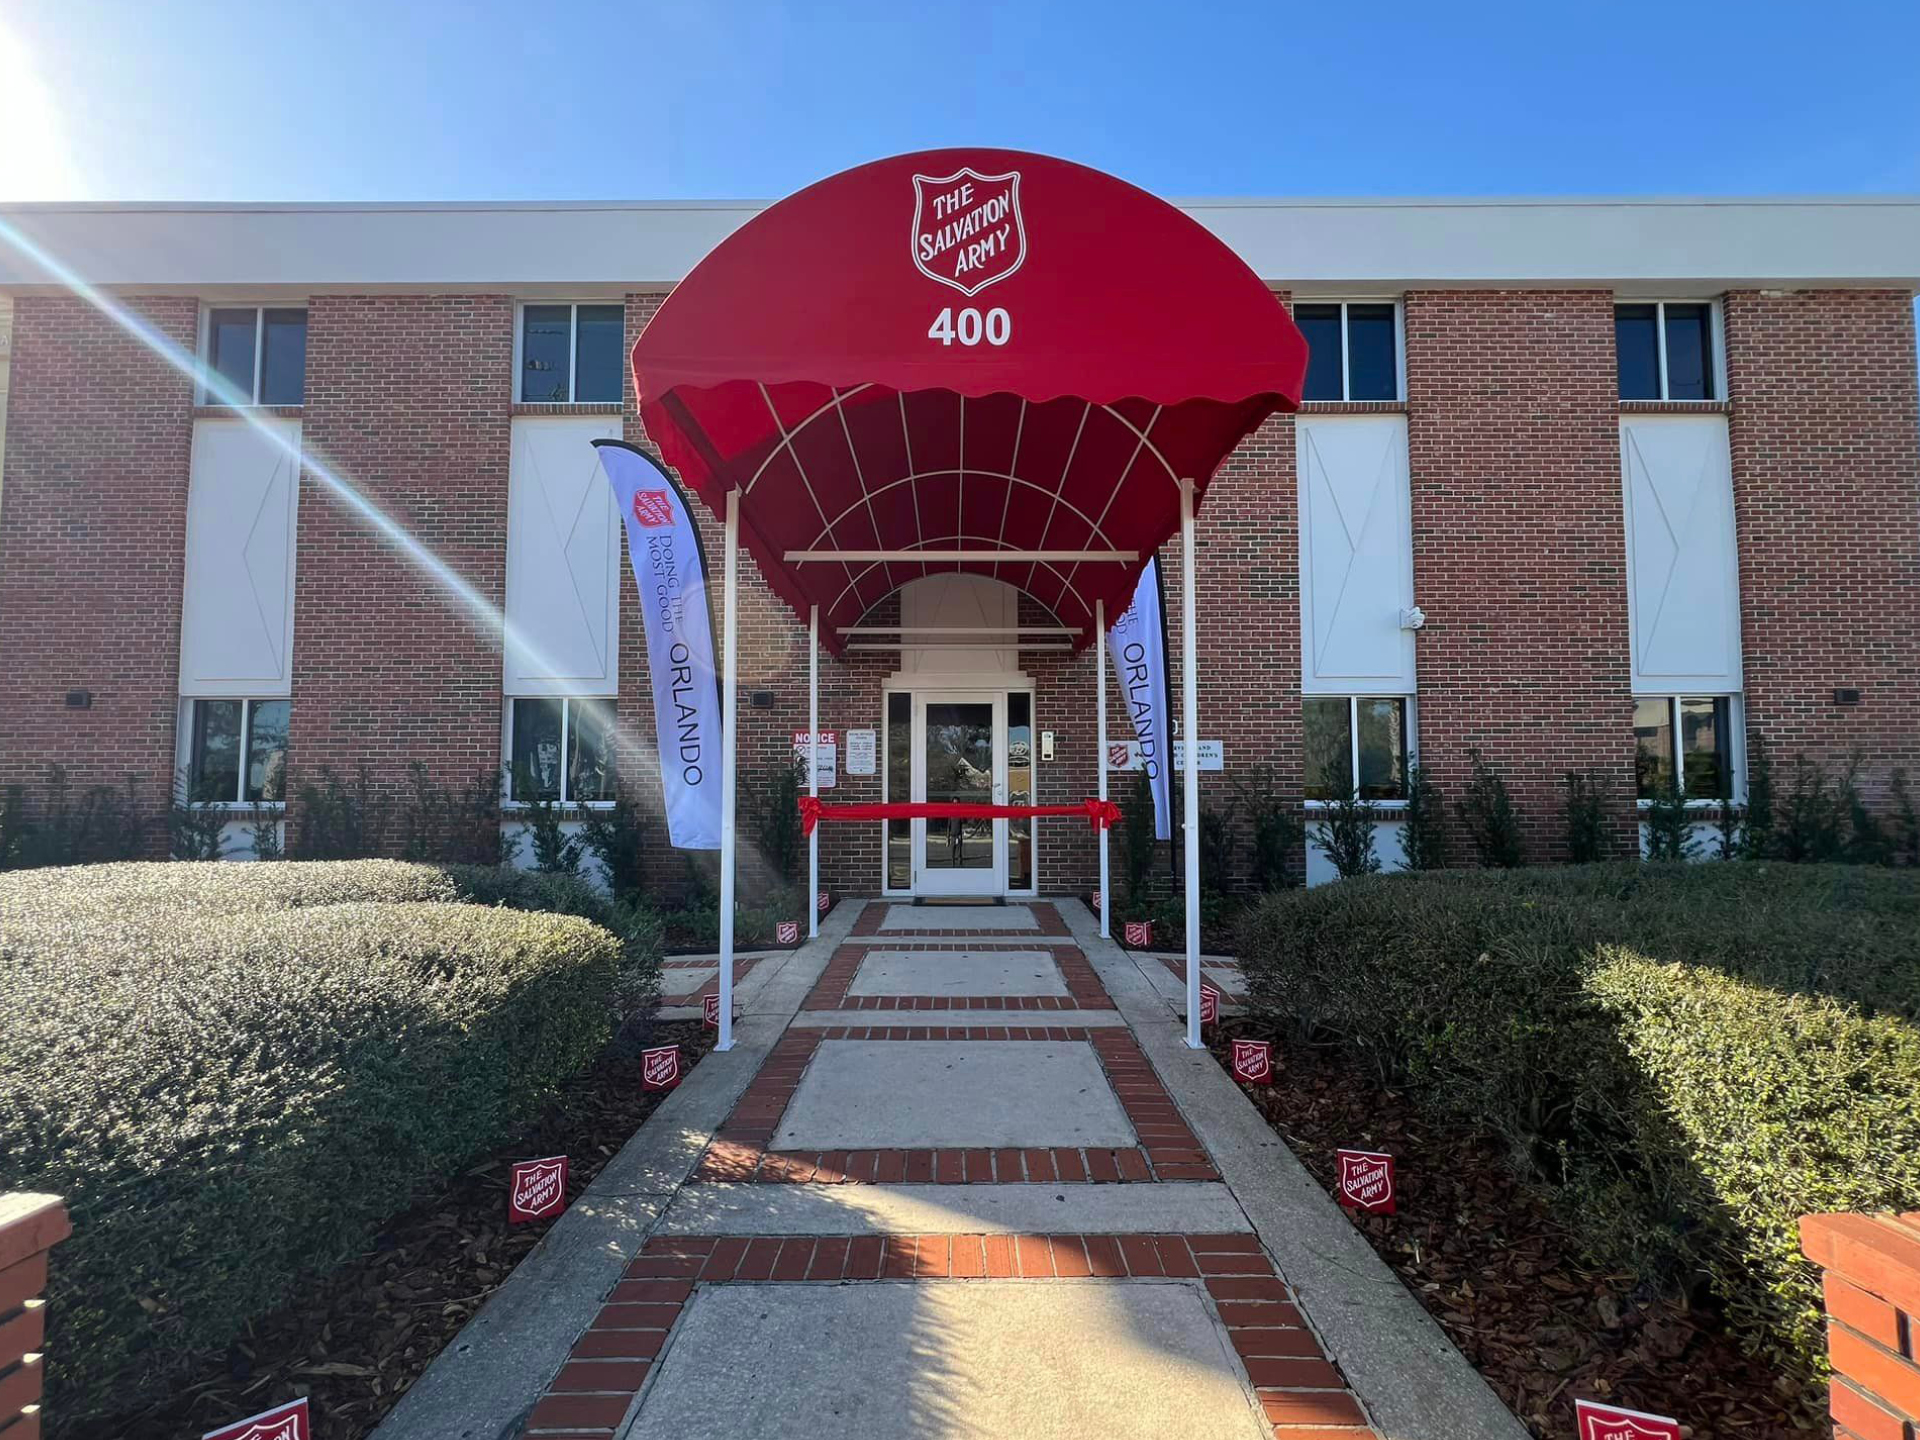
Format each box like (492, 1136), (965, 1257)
(912, 692), (1005, 897)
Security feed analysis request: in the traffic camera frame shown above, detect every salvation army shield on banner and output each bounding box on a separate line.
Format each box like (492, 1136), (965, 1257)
(203, 1398), (310, 1440)
(594, 439), (723, 849)
(1106, 557), (1172, 841)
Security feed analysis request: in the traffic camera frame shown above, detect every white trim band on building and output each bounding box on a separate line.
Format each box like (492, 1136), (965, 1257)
(3, 196), (1919, 293)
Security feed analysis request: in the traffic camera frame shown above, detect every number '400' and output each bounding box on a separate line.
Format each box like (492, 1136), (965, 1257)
(927, 307), (1011, 347)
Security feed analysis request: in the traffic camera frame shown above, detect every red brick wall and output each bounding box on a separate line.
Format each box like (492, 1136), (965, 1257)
(1403, 290), (1640, 862)
(1726, 290), (1920, 796)
(0, 295), (196, 845)
(1800, 1213), (1920, 1440)
(0, 1193), (70, 1440)
(287, 295), (514, 824)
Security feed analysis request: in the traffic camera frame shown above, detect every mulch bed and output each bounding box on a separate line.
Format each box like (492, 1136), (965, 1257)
(1210, 1019), (1824, 1439)
(105, 1019), (715, 1440)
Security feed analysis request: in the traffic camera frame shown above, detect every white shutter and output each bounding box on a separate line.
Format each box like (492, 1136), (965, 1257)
(1620, 415), (1742, 693)
(504, 415), (624, 695)
(179, 417), (300, 696)
(1296, 415), (1416, 693)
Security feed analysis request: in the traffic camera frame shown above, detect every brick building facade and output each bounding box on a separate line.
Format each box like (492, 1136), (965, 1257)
(1, 194), (1915, 896)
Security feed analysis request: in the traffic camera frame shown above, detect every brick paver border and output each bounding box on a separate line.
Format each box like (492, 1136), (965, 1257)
(849, 900), (1072, 938)
(801, 941), (1114, 1012)
(693, 1026), (1218, 1184)
(522, 1232), (1378, 1438)
(1156, 954), (1248, 1002)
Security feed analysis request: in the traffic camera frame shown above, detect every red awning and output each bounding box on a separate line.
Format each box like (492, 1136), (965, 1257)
(632, 148), (1308, 649)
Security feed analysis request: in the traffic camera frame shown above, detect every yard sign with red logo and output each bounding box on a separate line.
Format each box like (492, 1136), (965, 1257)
(817, 890), (831, 914)
(702, 991), (721, 1028)
(641, 1044), (681, 1091)
(1199, 982), (1220, 1026)
(776, 919), (800, 945)
(1336, 1149), (1396, 1215)
(641, 1044), (679, 1090)
(1574, 1400), (1682, 1440)
(203, 1398), (310, 1440)
(1230, 1039), (1272, 1085)
(1124, 920), (1151, 947)
(507, 1155), (568, 1223)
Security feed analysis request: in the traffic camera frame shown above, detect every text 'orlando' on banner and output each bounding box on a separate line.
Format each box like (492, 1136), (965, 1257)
(1106, 557), (1172, 840)
(594, 439), (723, 849)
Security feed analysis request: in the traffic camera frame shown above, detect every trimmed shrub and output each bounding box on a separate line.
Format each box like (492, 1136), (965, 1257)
(1238, 862), (1920, 1382)
(1455, 746), (1524, 867)
(1, 881), (619, 1429)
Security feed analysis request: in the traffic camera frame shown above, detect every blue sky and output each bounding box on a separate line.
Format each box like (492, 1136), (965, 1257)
(3, 0), (1918, 202)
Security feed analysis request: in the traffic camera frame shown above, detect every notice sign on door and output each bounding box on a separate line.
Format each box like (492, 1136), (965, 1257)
(846, 728), (878, 777)
(1109, 739), (1224, 772)
(793, 730), (838, 789)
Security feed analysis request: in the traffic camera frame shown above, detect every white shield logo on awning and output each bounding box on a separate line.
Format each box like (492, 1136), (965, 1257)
(911, 168), (1027, 296)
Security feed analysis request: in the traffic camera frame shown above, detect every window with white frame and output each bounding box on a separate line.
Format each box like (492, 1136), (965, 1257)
(517, 303), (624, 403)
(506, 697), (617, 804)
(1303, 696), (1411, 802)
(184, 698), (290, 803)
(203, 307), (307, 405)
(1615, 302), (1719, 401)
(1294, 302), (1402, 402)
(1634, 695), (1740, 802)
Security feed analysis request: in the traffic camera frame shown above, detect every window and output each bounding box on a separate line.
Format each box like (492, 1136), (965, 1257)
(203, 307), (307, 405)
(1007, 690), (1034, 892)
(507, 697), (616, 803)
(1304, 696), (1410, 801)
(185, 698), (289, 803)
(518, 303), (624, 403)
(1615, 302), (1717, 401)
(1295, 302), (1401, 402)
(1634, 695), (1737, 801)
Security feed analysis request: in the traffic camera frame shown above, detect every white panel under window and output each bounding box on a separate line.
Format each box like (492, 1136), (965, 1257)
(504, 415), (624, 695)
(1296, 415), (1416, 693)
(1621, 415), (1742, 693)
(179, 417), (300, 697)
(897, 574), (1019, 675)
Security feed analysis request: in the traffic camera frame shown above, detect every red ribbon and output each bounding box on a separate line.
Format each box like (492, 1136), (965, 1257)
(798, 796), (1122, 836)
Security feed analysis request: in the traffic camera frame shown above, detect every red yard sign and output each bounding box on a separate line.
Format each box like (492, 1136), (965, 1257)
(507, 1156), (569, 1224)
(1574, 1400), (1683, 1440)
(1230, 1039), (1272, 1085)
(641, 1044), (682, 1091)
(702, 991), (721, 1028)
(203, 1398), (310, 1440)
(776, 919), (800, 945)
(1336, 1149), (1396, 1215)
(1199, 982), (1220, 1026)
(1123, 920), (1151, 947)
(817, 890), (831, 914)
(1091, 889), (1102, 912)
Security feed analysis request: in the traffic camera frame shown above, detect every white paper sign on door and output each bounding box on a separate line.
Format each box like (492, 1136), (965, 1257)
(793, 730), (838, 789)
(846, 728), (878, 776)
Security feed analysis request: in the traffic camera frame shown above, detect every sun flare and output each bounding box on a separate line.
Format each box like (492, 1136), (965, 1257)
(0, 21), (81, 200)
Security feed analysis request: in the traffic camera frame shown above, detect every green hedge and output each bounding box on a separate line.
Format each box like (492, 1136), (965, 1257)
(1237, 862), (1920, 1383)
(0, 865), (622, 1430)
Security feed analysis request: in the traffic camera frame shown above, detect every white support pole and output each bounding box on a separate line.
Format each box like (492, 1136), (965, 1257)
(1096, 597), (1110, 940)
(717, 489), (740, 1052)
(1180, 478), (1203, 1050)
(808, 603), (820, 939)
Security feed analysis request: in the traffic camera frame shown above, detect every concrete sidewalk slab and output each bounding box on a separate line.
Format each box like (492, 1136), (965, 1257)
(627, 1281), (1268, 1440)
(657, 1180), (1249, 1235)
(771, 1039), (1137, 1151)
(1062, 899), (1530, 1440)
(879, 903), (1037, 930)
(847, 948), (1065, 996)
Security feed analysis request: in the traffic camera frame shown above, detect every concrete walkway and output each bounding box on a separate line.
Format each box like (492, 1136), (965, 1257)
(376, 900), (1524, 1440)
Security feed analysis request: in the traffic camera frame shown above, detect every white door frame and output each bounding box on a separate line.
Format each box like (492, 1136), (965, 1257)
(911, 688), (1006, 897)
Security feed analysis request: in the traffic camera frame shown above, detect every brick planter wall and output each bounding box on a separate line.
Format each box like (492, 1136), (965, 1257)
(1801, 1212), (1920, 1440)
(0, 1194), (71, 1440)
